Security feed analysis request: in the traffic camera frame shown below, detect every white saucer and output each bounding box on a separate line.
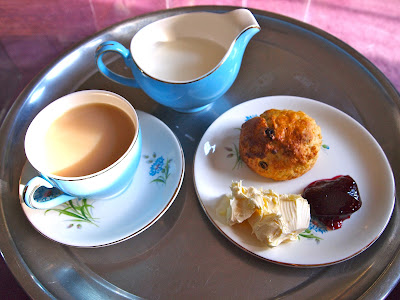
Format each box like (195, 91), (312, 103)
(194, 96), (395, 267)
(20, 111), (184, 247)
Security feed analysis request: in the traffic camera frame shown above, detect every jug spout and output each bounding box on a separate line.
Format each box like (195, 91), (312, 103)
(218, 9), (260, 70)
(223, 8), (261, 42)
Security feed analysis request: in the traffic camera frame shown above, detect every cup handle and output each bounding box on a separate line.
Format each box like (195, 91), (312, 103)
(95, 41), (139, 88)
(22, 176), (76, 209)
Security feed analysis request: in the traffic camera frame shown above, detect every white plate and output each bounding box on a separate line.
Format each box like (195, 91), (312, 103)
(194, 96), (395, 267)
(20, 111), (184, 247)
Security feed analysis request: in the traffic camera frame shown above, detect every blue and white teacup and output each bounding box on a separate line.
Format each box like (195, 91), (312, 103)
(95, 9), (260, 113)
(22, 90), (142, 209)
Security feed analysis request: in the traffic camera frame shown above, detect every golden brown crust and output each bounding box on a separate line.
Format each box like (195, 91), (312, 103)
(239, 109), (322, 180)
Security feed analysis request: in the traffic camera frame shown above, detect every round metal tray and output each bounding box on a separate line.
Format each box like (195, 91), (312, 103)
(1, 6), (399, 299)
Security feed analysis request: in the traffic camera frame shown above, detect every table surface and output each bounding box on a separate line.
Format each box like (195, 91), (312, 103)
(1, 0), (399, 299)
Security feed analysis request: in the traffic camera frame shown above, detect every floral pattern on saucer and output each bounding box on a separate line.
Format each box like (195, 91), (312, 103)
(45, 198), (98, 229)
(144, 153), (174, 185)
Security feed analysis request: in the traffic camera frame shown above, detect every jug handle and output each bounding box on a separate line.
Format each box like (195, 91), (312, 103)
(95, 41), (139, 88)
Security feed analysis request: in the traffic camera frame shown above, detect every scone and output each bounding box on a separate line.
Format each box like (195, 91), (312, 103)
(239, 109), (322, 180)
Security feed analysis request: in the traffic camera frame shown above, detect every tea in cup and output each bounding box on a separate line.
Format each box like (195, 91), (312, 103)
(95, 9), (260, 113)
(23, 90), (142, 209)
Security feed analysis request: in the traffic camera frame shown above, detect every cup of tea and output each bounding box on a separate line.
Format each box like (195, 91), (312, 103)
(95, 9), (260, 113)
(22, 90), (142, 209)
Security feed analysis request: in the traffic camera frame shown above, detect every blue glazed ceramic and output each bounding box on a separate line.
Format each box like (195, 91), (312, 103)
(23, 90), (142, 209)
(96, 9), (260, 113)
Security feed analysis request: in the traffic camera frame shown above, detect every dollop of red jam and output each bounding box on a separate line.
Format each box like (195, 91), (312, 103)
(302, 175), (362, 230)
